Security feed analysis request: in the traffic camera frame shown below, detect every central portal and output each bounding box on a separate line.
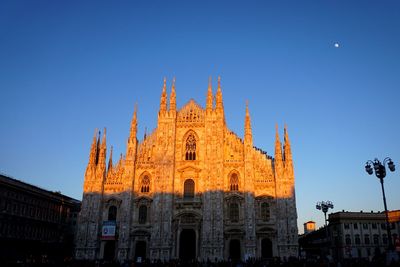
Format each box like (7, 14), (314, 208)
(229, 239), (241, 260)
(179, 229), (196, 261)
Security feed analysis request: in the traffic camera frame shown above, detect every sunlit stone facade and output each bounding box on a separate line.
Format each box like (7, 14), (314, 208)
(75, 78), (298, 262)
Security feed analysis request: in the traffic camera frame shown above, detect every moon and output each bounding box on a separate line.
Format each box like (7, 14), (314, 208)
(334, 43), (340, 48)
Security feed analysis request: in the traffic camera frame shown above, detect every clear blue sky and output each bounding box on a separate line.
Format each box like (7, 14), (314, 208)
(1, 0), (399, 233)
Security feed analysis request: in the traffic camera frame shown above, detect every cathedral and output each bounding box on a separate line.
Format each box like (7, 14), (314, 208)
(75, 78), (298, 262)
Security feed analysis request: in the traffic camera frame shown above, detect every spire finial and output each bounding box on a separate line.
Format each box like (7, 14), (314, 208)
(206, 76), (213, 111)
(170, 77), (176, 112)
(89, 128), (99, 165)
(284, 123), (292, 162)
(216, 76), (223, 111)
(244, 100), (252, 145)
(275, 124), (283, 163)
(128, 103), (138, 143)
(159, 78), (167, 113)
(101, 127), (107, 147)
(107, 145), (113, 172)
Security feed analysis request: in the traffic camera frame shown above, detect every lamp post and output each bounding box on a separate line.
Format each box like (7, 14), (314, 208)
(316, 201), (334, 257)
(316, 201), (334, 234)
(365, 157), (396, 250)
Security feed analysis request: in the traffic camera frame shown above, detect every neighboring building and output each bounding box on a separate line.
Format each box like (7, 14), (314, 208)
(299, 210), (400, 261)
(0, 173), (81, 264)
(304, 221), (316, 234)
(75, 78), (298, 262)
(329, 210), (400, 260)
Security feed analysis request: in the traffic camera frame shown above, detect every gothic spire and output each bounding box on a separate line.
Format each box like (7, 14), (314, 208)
(107, 145), (113, 174)
(89, 128), (98, 165)
(244, 100), (253, 146)
(101, 127), (107, 149)
(206, 76), (213, 112)
(284, 124), (292, 162)
(95, 129), (101, 165)
(128, 104), (137, 143)
(159, 77), (167, 114)
(216, 76), (224, 111)
(274, 124), (284, 172)
(98, 128), (107, 166)
(169, 77), (176, 112)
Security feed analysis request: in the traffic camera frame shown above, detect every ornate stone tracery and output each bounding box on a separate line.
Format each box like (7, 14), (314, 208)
(76, 79), (298, 263)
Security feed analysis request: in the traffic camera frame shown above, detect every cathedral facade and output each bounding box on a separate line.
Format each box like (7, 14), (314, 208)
(75, 78), (298, 262)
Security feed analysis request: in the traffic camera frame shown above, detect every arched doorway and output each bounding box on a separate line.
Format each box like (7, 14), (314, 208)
(179, 229), (196, 261)
(103, 241), (115, 261)
(261, 238), (273, 258)
(135, 241), (146, 261)
(229, 239), (241, 260)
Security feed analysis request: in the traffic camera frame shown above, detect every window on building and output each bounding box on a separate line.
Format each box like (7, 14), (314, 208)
(382, 234), (388, 244)
(185, 134), (196, 160)
(355, 234), (361, 245)
(363, 223), (368, 230)
(261, 202), (270, 222)
(373, 234), (379, 245)
(364, 234), (370, 245)
(345, 234), (351, 245)
(108, 206), (117, 221)
(138, 205), (147, 224)
(230, 173), (239, 191)
(141, 175), (150, 193)
(354, 223), (358, 229)
(381, 223), (386, 230)
(372, 223), (377, 229)
(229, 203), (239, 222)
(183, 179), (195, 199)
(344, 223), (350, 229)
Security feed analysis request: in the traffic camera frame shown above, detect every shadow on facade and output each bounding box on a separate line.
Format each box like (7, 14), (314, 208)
(75, 190), (297, 263)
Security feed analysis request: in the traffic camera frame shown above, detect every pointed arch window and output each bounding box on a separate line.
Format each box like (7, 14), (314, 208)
(185, 134), (196, 160)
(230, 173), (239, 191)
(183, 179), (195, 199)
(108, 206), (117, 221)
(138, 205), (147, 224)
(229, 203), (239, 222)
(141, 175), (150, 193)
(261, 202), (270, 222)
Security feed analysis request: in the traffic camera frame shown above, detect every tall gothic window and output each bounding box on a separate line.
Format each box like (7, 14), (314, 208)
(184, 179), (195, 198)
(138, 205), (147, 224)
(230, 173), (239, 191)
(141, 175), (150, 193)
(185, 134), (196, 160)
(229, 203), (239, 222)
(108, 206), (117, 221)
(261, 202), (270, 222)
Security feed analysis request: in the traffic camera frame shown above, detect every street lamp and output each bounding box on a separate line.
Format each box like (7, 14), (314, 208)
(316, 201), (334, 257)
(316, 201), (334, 229)
(365, 157), (396, 250)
